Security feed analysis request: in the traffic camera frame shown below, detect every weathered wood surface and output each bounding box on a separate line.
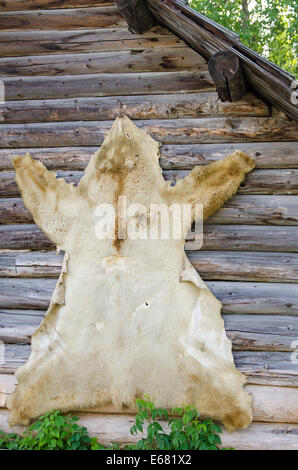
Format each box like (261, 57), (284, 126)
(0, 310), (42, 343)
(0, 93), (269, 123)
(0, 27), (185, 57)
(1, 341), (297, 385)
(1, 309), (298, 352)
(1, 223), (298, 254)
(223, 315), (298, 352)
(147, 0), (298, 121)
(0, 275), (297, 315)
(188, 225), (298, 252)
(0, 118), (297, 147)
(0, 408), (297, 450)
(0, 278), (55, 309)
(2, 71), (214, 100)
(1, 169), (298, 197)
(0, 0), (112, 10)
(0, 142), (296, 170)
(0, 47), (206, 76)
(0, 6), (125, 30)
(190, 251), (298, 282)
(1, 374), (297, 426)
(208, 281), (298, 315)
(208, 51), (246, 102)
(2, 195), (297, 226)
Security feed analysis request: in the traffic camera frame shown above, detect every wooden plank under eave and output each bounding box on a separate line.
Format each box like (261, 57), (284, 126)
(0, 142), (297, 171)
(0, 27), (182, 57)
(0, 93), (269, 123)
(0, 118), (296, 147)
(2, 71), (214, 100)
(2, 195), (297, 226)
(0, 47), (207, 76)
(0, 6), (125, 30)
(0, 275), (297, 315)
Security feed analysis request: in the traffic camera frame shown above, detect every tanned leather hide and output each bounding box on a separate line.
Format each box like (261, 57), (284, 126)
(9, 116), (255, 430)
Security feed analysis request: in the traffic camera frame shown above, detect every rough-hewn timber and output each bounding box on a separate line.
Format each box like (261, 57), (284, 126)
(1, 0), (113, 10)
(0, 27), (182, 57)
(0, 6), (125, 30)
(0, 93), (269, 123)
(1, 223), (298, 254)
(0, 276), (297, 315)
(0, 47), (206, 76)
(1, 169), (298, 197)
(2, 195), (297, 226)
(0, 118), (297, 147)
(0, 142), (297, 170)
(2, 71), (215, 100)
(1, 309), (298, 352)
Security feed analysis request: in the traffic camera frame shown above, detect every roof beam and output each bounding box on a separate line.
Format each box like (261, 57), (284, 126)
(146, 0), (298, 121)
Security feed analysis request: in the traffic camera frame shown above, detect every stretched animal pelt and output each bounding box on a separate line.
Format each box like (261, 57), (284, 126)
(9, 116), (255, 430)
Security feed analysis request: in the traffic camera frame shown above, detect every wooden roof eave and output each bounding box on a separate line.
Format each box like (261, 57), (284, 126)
(142, 0), (298, 122)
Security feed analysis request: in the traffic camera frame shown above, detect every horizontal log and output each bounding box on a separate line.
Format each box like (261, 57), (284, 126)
(0, 374), (297, 426)
(0, 310), (43, 343)
(0, 408), (297, 449)
(0, 27), (182, 57)
(235, 351), (298, 386)
(0, 274), (297, 315)
(1, 249), (298, 284)
(0, 252), (64, 278)
(0, 47), (206, 77)
(1, 222), (298, 254)
(3, 195), (297, 226)
(0, 93), (269, 124)
(3, 71), (214, 100)
(189, 251), (298, 282)
(0, 0), (112, 10)
(0, 278), (55, 310)
(1, 341), (297, 385)
(223, 314), (298, 352)
(0, 118), (297, 147)
(159, 142), (298, 170)
(188, 225), (298, 252)
(0, 6), (125, 31)
(1, 169), (298, 197)
(220, 422), (298, 450)
(207, 195), (298, 226)
(0, 142), (297, 171)
(1, 309), (297, 352)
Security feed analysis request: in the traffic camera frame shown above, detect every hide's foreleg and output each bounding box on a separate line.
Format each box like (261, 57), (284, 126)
(172, 150), (255, 222)
(12, 153), (78, 250)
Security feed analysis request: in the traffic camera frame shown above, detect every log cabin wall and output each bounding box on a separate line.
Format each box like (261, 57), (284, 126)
(0, 0), (298, 450)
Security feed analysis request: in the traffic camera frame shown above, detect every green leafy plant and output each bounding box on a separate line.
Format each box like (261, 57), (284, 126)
(0, 398), (227, 450)
(0, 410), (98, 450)
(190, 0), (297, 75)
(126, 396), (224, 450)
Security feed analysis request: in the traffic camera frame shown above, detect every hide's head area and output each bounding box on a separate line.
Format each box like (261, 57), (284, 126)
(9, 116), (254, 431)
